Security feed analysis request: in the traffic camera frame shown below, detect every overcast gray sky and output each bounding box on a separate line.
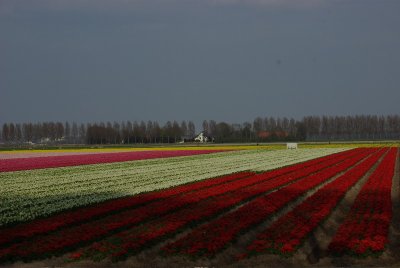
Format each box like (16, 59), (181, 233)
(1, 0), (399, 126)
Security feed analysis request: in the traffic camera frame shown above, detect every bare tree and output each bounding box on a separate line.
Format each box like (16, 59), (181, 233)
(9, 123), (16, 143)
(15, 124), (22, 143)
(253, 117), (263, 134)
(202, 120), (209, 135)
(2, 123), (10, 143)
(113, 121), (121, 144)
(79, 123), (86, 144)
(71, 122), (78, 144)
(172, 121), (181, 143)
(180, 121), (188, 137)
(209, 120), (217, 137)
(64, 122), (71, 143)
(55, 122), (64, 141)
(152, 121), (161, 143)
(188, 121), (196, 138)
(23, 123), (33, 143)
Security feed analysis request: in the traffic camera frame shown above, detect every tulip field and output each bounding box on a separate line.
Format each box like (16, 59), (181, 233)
(0, 145), (399, 267)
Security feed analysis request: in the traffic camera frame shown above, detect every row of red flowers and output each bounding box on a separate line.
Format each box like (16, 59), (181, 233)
(0, 149), (360, 262)
(0, 149), (224, 172)
(0, 171), (255, 247)
(70, 148), (364, 260)
(245, 148), (387, 256)
(160, 148), (376, 257)
(328, 147), (397, 256)
(0, 149), (355, 248)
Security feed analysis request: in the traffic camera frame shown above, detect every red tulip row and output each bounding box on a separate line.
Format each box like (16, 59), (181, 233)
(160, 148), (377, 257)
(328, 147), (398, 256)
(0, 149), (356, 249)
(0, 171), (255, 247)
(0, 149), (224, 172)
(0, 147), (342, 249)
(245, 147), (387, 256)
(0, 149), (360, 262)
(72, 148), (368, 260)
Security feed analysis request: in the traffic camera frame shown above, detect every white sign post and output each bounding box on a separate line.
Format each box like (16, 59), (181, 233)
(287, 143), (298, 149)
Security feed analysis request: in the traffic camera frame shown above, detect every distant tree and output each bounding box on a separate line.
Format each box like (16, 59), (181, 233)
(146, 121), (154, 143)
(288, 118), (297, 137)
(231, 123), (242, 141)
(180, 121), (188, 137)
(23, 123), (33, 143)
(121, 121), (127, 144)
(253, 117), (263, 141)
(209, 120), (217, 137)
(113, 121), (121, 144)
(55, 122), (64, 141)
(79, 123), (86, 143)
(32, 123), (42, 142)
(139, 121), (146, 143)
(163, 121), (173, 143)
(295, 122), (306, 141)
(188, 121), (196, 137)
(282, 117), (290, 133)
(172, 121), (181, 143)
(2, 123), (10, 143)
(242, 122), (252, 142)
(9, 123), (16, 143)
(215, 122), (232, 143)
(3, 114), (399, 145)
(64, 122), (71, 143)
(15, 124), (22, 143)
(126, 121), (133, 143)
(71, 122), (78, 143)
(378, 116), (385, 139)
(152, 121), (161, 143)
(132, 121), (140, 143)
(202, 120), (209, 135)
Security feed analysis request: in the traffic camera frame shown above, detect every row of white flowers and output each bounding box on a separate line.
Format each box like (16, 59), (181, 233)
(0, 148), (347, 226)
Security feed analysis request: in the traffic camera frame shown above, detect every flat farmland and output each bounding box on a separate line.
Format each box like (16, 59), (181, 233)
(0, 145), (399, 267)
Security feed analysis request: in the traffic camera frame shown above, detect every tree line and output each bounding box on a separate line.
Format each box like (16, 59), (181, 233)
(1, 115), (400, 145)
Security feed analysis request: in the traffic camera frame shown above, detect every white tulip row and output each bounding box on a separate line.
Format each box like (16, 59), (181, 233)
(0, 148), (347, 226)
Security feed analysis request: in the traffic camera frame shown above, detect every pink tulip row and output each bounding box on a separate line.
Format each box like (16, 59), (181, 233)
(0, 149), (224, 172)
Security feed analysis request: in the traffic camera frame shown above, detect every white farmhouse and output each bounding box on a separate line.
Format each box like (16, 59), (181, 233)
(194, 132), (208, 143)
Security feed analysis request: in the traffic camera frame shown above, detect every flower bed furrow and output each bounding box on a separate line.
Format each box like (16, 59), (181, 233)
(0, 149), (358, 261)
(0, 150), (225, 172)
(75, 149), (370, 260)
(0, 171), (255, 247)
(245, 148), (387, 256)
(328, 147), (397, 256)
(161, 148), (377, 257)
(0, 148), (347, 226)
